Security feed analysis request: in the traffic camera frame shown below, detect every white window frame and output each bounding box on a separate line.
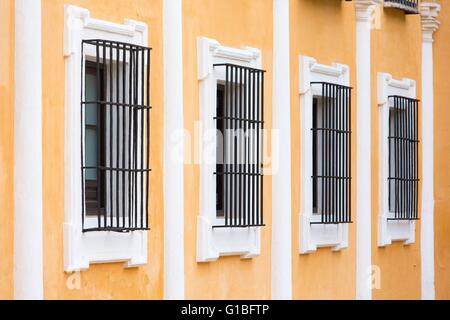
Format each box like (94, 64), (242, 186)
(377, 72), (416, 247)
(196, 37), (262, 262)
(64, 5), (148, 272)
(299, 55), (350, 254)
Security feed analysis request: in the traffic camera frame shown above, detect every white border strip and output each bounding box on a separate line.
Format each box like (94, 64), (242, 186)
(163, 0), (185, 300)
(14, 0), (44, 300)
(272, 0), (292, 300)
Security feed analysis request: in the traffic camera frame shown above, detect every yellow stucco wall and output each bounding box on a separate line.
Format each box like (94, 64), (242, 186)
(0, 0), (14, 300)
(182, 0), (273, 299)
(371, 8), (422, 300)
(290, 0), (357, 300)
(434, 1), (450, 301)
(41, 0), (164, 299)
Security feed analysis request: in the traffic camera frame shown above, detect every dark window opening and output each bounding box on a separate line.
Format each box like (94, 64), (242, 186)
(311, 82), (352, 225)
(216, 84), (225, 218)
(388, 96), (420, 221)
(81, 39), (152, 233)
(85, 62), (106, 216)
(213, 63), (266, 228)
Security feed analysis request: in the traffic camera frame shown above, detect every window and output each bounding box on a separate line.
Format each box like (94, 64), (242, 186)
(299, 56), (351, 254)
(388, 96), (420, 221)
(384, 0), (420, 14)
(197, 37), (263, 262)
(378, 73), (417, 247)
(311, 82), (352, 225)
(213, 64), (265, 228)
(64, 5), (150, 271)
(81, 39), (151, 233)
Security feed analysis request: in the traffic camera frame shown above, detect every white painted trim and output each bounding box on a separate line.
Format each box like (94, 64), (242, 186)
(14, 0), (44, 300)
(272, 0), (292, 300)
(163, 0), (185, 300)
(377, 73), (417, 247)
(299, 56), (350, 254)
(63, 5), (148, 272)
(420, 1), (440, 301)
(196, 36), (262, 263)
(355, 0), (381, 301)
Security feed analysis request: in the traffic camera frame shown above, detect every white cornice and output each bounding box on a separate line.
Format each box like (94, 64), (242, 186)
(64, 4), (148, 56)
(355, 0), (382, 23)
(420, 2), (441, 43)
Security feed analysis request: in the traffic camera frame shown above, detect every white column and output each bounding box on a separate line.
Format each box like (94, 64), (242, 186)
(163, 0), (185, 300)
(354, 0), (380, 301)
(14, 0), (44, 300)
(420, 2), (440, 301)
(272, 0), (292, 300)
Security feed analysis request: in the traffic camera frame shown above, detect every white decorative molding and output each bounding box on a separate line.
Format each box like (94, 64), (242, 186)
(272, 0), (293, 300)
(420, 1), (440, 301)
(355, 0), (380, 300)
(420, 2), (441, 43)
(14, 0), (44, 300)
(377, 73), (417, 247)
(63, 5), (148, 272)
(299, 55), (350, 254)
(196, 37), (262, 262)
(355, 0), (382, 22)
(163, 0), (185, 300)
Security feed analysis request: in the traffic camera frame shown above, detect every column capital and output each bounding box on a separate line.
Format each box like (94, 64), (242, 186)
(420, 2), (441, 43)
(355, 0), (382, 23)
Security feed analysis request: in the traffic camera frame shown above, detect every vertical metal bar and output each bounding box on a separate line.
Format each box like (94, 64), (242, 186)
(347, 87), (352, 222)
(96, 41), (102, 228)
(243, 68), (248, 227)
(251, 67), (256, 226)
(134, 47), (139, 229)
(330, 85), (338, 223)
(260, 71), (265, 225)
(321, 83), (325, 223)
(116, 42), (120, 228)
(402, 97), (406, 219)
(146, 48), (151, 229)
(128, 45), (133, 229)
(236, 67), (242, 226)
(394, 97), (399, 219)
(122, 44), (126, 229)
(224, 65), (229, 227)
(108, 41), (113, 228)
(81, 41), (86, 230)
(337, 85), (342, 223)
(415, 100), (419, 219)
(256, 70), (261, 226)
(140, 48), (145, 229)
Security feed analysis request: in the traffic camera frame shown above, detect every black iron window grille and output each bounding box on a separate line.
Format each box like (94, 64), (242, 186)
(311, 82), (352, 225)
(388, 96), (420, 221)
(81, 39), (151, 233)
(384, 0), (420, 14)
(213, 63), (265, 228)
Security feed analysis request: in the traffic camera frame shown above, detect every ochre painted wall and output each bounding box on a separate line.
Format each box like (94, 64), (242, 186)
(290, 0), (357, 300)
(434, 1), (450, 301)
(41, 0), (164, 299)
(182, 0), (273, 299)
(371, 8), (422, 300)
(0, 0), (14, 300)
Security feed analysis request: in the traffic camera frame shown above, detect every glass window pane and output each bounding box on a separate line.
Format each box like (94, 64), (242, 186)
(85, 128), (98, 180)
(85, 72), (98, 126)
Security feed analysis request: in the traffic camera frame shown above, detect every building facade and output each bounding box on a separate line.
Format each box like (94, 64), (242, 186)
(0, 0), (449, 300)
